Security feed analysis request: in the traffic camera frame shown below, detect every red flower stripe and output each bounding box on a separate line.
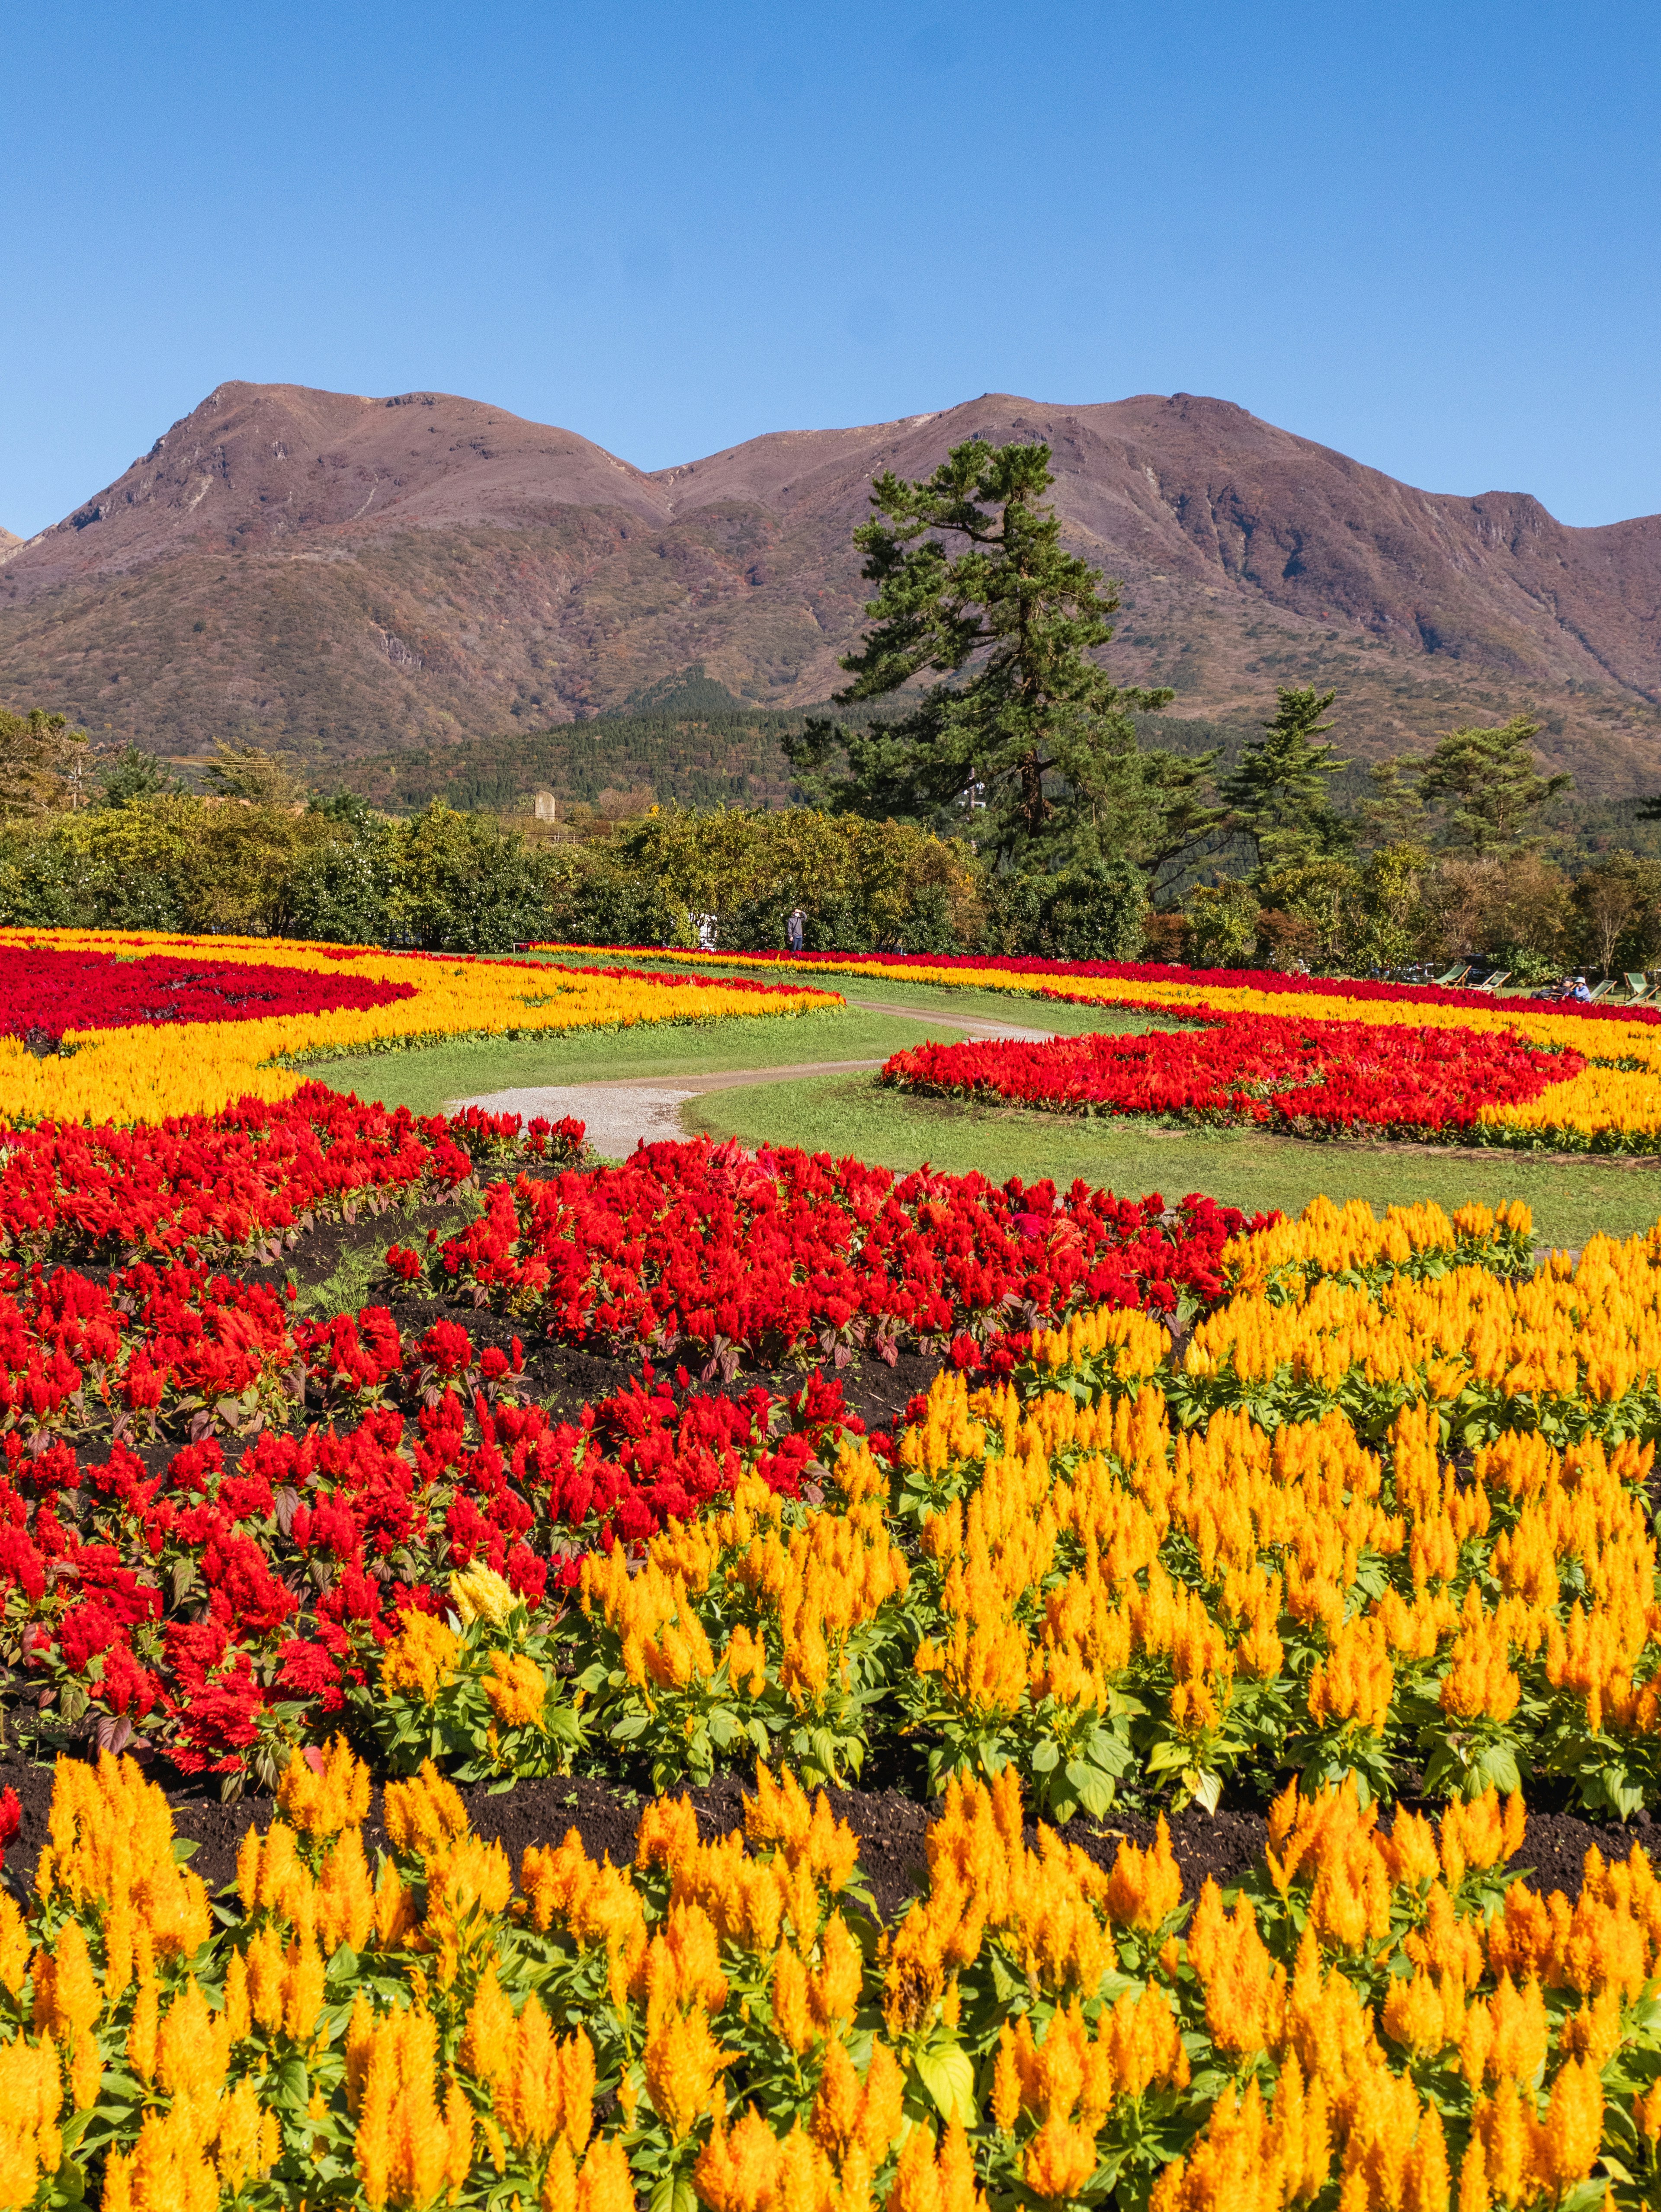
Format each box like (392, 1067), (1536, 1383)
(0, 947), (417, 1040)
(427, 1134), (1252, 1362)
(0, 1082), (585, 1266)
(880, 1015), (1585, 1138)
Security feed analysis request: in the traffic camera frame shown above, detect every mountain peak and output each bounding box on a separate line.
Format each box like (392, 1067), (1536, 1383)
(2, 380), (1660, 794)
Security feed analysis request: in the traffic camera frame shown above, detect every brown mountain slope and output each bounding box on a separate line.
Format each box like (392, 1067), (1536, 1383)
(5, 380), (1661, 793)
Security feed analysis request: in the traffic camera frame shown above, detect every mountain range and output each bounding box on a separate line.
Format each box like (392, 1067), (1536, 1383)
(4, 380), (1661, 794)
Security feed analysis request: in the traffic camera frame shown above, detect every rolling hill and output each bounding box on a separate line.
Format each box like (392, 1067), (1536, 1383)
(5, 380), (1661, 794)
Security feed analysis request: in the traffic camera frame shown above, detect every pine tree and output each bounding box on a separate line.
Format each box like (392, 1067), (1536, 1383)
(1218, 687), (1351, 875)
(94, 744), (180, 810)
(1416, 717), (1571, 854)
(783, 439), (1221, 879)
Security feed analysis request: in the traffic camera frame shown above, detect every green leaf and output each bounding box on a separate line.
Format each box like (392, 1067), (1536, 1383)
(270, 2055), (311, 2113)
(47, 2158), (87, 2206)
(912, 2041), (976, 2126)
(1475, 1742), (1522, 1796)
(1188, 1768), (1224, 1815)
(1065, 1758), (1116, 1819)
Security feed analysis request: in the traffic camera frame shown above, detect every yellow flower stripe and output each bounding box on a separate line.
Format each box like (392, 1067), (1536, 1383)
(542, 946), (1661, 1147)
(22, 1730), (1651, 2212)
(0, 929), (841, 1126)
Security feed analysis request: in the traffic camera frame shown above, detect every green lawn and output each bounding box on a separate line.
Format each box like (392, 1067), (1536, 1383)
(685, 1071), (1661, 1254)
(301, 989), (1174, 1118)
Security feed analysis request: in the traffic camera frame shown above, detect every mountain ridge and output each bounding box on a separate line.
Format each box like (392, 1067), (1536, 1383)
(4, 380), (1661, 794)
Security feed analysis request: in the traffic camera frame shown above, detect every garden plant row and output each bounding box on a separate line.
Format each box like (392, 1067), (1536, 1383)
(7, 1659), (1661, 2212)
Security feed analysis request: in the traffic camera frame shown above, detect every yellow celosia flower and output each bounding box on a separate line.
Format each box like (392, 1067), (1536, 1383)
(490, 1998), (595, 2159)
(1105, 1818), (1183, 1932)
(451, 1560), (519, 1629)
(642, 2003), (734, 2142)
(100, 2104), (220, 2212)
(211, 2078), (282, 2194)
(382, 1612), (462, 1703)
(383, 1761), (469, 1860)
(695, 2109), (836, 2212)
(485, 1650), (549, 1731)
(36, 1754), (209, 1959)
(277, 1735), (372, 1838)
(0, 2033), (62, 2207)
(535, 2134), (639, 2212)
(1186, 1884), (1285, 2055)
(810, 2037), (904, 2167)
(888, 2119), (985, 2212)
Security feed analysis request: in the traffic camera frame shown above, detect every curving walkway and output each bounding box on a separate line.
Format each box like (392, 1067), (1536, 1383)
(450, 996), (1063, 1158)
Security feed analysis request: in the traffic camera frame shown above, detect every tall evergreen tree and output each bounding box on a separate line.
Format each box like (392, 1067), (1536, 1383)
(1219, 687), (1351, 874)
(1416, 716), (1571, 854)
(784, 439), (1221, 878)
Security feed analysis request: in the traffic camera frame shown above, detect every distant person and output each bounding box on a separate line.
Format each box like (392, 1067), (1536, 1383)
(786, 907), (805, 955)
(696, 912), (717, 952)
(1570, 975), (1593, 1002)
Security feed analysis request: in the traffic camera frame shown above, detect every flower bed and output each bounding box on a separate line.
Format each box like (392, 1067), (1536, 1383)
(0, 930), (841, 1125)
(18, 1172), (1661, 1836)
(539, 944), (1661, 1152)
(346, 1194), (1661, 1833)
(0, 913), (1660, 2210)
(420, 1136), (1248, 1369)
(880, 1016), (1582, 1141)
(8, 1741), (1659, 2212)
(0, 1065), (1248, 1787)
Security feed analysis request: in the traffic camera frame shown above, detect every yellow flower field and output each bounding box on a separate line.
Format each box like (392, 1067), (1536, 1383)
(0, 929), (840, 1125)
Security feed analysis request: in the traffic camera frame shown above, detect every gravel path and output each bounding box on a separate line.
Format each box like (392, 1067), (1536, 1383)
(452, 1066), (883, 1159)
(450, 997), (1065, 1159)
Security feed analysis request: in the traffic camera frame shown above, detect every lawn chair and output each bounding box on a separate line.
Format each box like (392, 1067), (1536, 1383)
(1431, 964), (1471, 986)
(1626, 973), (1655, 1004)
(1471, 970), (1511, 994)
(1586, 980), (1616, 1003)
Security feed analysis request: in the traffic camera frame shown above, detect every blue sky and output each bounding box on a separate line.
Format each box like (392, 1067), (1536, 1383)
(3, 0), (1658, 535)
